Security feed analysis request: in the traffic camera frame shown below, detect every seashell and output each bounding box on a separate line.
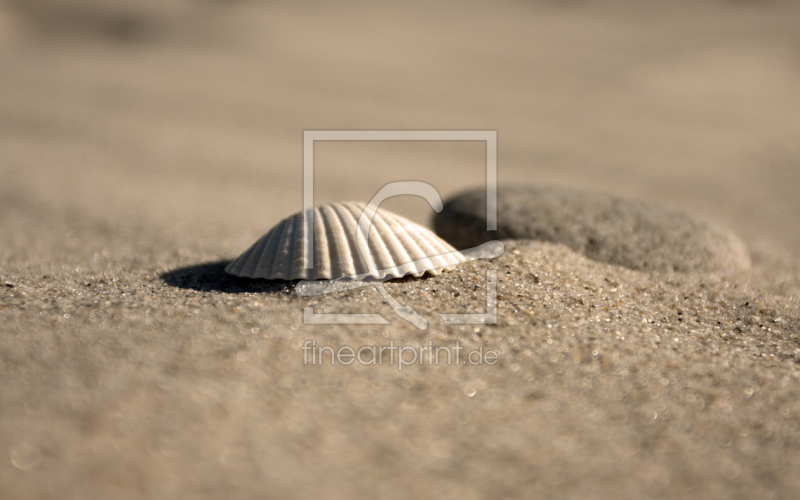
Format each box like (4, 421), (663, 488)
(226, 202), (466, 280)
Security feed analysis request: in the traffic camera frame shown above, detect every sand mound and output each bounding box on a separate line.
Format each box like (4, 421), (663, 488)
(436, 186), (751, 273)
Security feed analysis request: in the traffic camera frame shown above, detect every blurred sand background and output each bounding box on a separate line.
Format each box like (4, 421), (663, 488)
(1, 0), (800, 498)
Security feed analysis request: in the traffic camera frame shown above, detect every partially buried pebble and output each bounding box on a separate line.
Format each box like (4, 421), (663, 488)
(434, 186), (750, 273)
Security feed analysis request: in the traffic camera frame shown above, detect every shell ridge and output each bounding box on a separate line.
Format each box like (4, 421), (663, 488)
(367, 208), (412, 277)
(282, 212), (301, 279)
(333, 203), (371, 277)
(421, 225), (465, 268)
(227, 238), (255, 275)
(318, 205), (342, 279)
(403, 221), (451, 270)
(365, 211), (398, 276)
(419, 233), (451, 269)
(382, 211), (434, 276)
(240, 222), (281, 277)
(313, 206), (330, 280)
(263, 215), (296, 278)
(405, 216), (463, 274)
(289, 210), (308, 279)
(261, 219), (290, 276)
(233, 232), (265, 275)
(413, 216), (466, 267)
(340, 203), (375, 273)
(321, 204), (357, 279)
(342, 202), (396, 277)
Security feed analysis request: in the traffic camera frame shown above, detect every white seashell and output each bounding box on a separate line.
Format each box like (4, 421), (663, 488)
(226, 202), (467, 280)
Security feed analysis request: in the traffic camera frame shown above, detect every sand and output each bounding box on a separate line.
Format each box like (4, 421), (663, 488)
(2, 0), (800, 498)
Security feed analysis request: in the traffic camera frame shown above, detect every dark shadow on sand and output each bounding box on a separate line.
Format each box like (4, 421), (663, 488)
(161, 260), (443, 295)
(160, 261), (297, 294)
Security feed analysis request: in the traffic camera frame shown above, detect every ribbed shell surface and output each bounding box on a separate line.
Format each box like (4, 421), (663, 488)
(225, 202), (466, 280)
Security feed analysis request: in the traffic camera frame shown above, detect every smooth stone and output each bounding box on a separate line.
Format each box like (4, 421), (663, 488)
(435, 186), (751, 273)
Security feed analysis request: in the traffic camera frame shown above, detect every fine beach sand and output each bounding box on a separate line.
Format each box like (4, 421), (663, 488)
(2, 1), (800, 498)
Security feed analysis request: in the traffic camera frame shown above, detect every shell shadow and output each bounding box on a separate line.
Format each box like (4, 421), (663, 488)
(160, 261), (296, 294)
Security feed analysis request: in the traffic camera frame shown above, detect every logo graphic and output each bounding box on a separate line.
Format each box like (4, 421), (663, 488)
(297, 131), (502, 330)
